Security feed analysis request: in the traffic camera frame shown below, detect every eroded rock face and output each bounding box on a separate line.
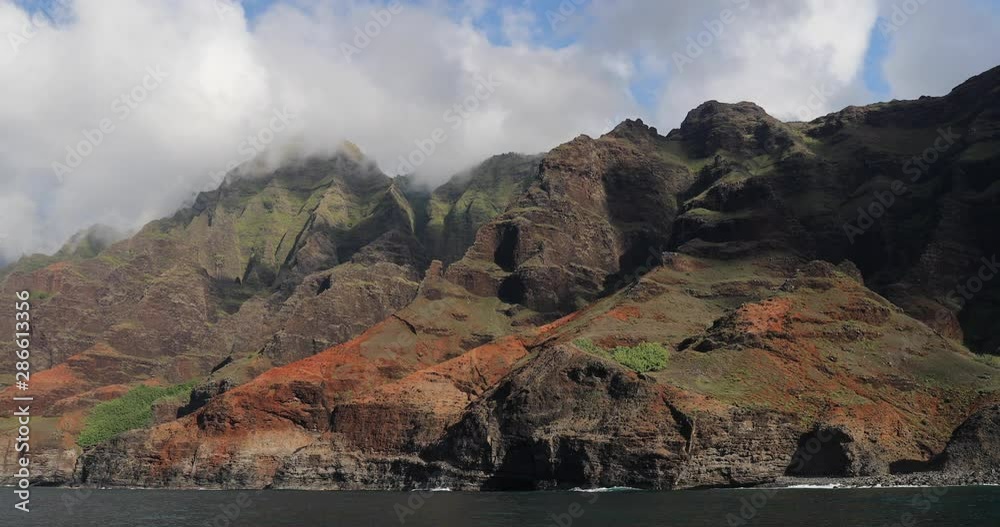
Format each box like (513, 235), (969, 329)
(943, 404), (1000, 472)
(431, 347), (835, 490)
(446, 120), (696, 316)
(76, 249), (1000, 490)
(9, 68), (1000, 489)
(422, 153), (543, 266)
(784, 425), (892, 478)
(669, 100), (796, 158)
(75, 270), (532, 488)
(432, 346), (692, 490)
(0, 154), (416, 386)
(0, 152), (430, 481)
(669, 67), (1000, 353)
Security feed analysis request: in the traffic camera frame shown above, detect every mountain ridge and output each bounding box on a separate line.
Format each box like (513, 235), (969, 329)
(2, 65), (1000, 489)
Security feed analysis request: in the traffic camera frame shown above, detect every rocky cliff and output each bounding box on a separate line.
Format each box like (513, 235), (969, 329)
(4, 66), (1000, 489)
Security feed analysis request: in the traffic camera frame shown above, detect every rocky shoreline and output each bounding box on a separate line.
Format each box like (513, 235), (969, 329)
(766, 470), (1000, 489)
(9, 472), (1000, 491)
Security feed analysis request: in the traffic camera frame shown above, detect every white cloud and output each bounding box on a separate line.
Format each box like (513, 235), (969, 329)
(586, 0), (881, 126)
(0, 193), (41, 264)
(879, 0), (1000, 99)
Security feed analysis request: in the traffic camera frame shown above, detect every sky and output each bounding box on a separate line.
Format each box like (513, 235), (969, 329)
(0, 0), (998, 263)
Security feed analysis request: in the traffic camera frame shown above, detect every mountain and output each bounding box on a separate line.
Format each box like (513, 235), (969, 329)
(0, 148), (432, 479)
(3, 66), (1000, 489)
(0, 224), (129, 283)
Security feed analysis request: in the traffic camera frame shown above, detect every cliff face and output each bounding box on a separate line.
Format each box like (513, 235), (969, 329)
(669, 68), (1000, 354)
(0, 151), (433, 480)
(77, 268), (534, 488)
(422, 153), (543, 266)
(1, 152), (425, 382)
(5, 67), (1000, 489)
(943, 403), (1000, 473)
(446, 119), (696, 316)
(78, 253), (998, 490)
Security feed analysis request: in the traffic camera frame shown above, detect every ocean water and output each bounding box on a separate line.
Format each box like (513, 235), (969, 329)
(2, 486), (998, 526)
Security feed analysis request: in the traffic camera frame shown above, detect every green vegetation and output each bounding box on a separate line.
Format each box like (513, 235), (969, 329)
(141, 221), (179, 241)
(959, 140), (1000, 162)
(0, 254), (60, 282)
(423, 154), (540, 263)
(387, 183), (418, 232)
(33, 291), (52, 301)
(574, 337), (603, 355)
(233, 186), (312, 268)
(683, 207), (755, 221)
(610, 342), (671, 372)
(97, 251), (131, 268)
(574, 338), (670, 373)
(974, 354), (1000, 369)
(743, 154), (778, 177)
(58, 234), (103, 259)
(77, 382), (194, 447)
(656, 141), (714, 173)
(215, 281), (261, 315)
(0, 225), (129, 281)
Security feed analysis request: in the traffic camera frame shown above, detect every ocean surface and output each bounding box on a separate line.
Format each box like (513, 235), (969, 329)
(2, 486), (998, 526)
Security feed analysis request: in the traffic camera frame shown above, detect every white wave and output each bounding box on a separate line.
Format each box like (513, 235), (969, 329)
(569, 486), (641, 493)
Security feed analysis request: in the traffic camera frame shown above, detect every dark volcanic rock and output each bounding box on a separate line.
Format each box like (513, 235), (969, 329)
(668, 101), (797, 157)
(431, 345), (692, 489)
(942, 404), (1000, 472)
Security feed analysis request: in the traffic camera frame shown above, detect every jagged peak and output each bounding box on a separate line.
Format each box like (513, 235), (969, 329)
(668, 99), (794, 157)
(679, 100), (774, 130)
(338, 140), (365, 162)
(608, 117), (659, 137)
(601, 118), (666, 147)
(56, 224), (129, 258)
